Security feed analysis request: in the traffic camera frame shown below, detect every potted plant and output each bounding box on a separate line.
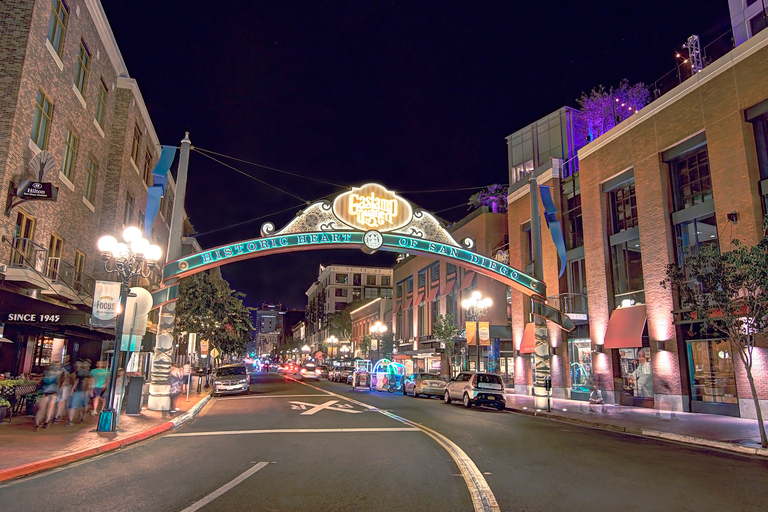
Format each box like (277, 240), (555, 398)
(0, 397), (10, 422)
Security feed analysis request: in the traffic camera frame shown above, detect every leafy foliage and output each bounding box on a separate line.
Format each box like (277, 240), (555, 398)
(577, 79), (650, 141)
(175, 271), (255, 360)
(468, 184), (508, 213)
(662, 220), (768, 447)
(358, 335), (371, 359)
(432, 314), (460, 377)
(326, 310), (351, 341)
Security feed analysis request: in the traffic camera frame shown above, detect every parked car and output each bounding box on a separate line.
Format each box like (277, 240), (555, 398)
(443, 372), (505, 410)
(403, 372), (446, 398)
(340, 366), (356, 384)
(316, 365), (329, 379)
(299, 364), (320, 381)
(213, 364), (250, 396)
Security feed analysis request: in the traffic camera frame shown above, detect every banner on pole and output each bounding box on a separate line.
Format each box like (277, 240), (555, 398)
(92, 281), (120, 328)
(479, 321), (490, 346)
(465, 322), (490, 346)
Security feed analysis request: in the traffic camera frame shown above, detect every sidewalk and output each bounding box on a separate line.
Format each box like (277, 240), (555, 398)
(504, 392), (768, 457)
(0, 386), (211, 482)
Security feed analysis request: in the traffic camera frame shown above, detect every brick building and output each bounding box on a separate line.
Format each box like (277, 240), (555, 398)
(507, 26), (768, 418)
(0, 1), (177, 375)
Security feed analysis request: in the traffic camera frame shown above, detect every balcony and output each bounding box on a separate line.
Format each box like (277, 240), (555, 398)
(5, 237), (49, 289)
(547, 293), (588, 323)
(41, 257), (95, 307)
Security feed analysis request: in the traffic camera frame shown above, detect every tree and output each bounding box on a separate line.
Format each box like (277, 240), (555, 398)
(381, 331), (395, 360)
(433, 314), (460, 378)
(358, 335), (371, 359)
(326, 310), (351, 342)
(662, 220), (768, 448)
(175, 271), (255, 362)
(468, 184), (508, 213)
(577, 79), (650, 141)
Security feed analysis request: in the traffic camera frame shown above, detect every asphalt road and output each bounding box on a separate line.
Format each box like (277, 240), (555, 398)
(2, 373), (767, 512)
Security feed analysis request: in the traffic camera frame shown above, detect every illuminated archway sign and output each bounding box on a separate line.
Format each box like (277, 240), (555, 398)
(159, 183), (545, 299)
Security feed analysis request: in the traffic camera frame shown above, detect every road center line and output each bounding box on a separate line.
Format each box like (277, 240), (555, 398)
(168, 427), (419, 437)
(180, 461), (269, 512)
(291, 379), (501, 512)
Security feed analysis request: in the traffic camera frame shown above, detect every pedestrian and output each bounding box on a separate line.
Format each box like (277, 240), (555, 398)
(89, 360), (109, 416)
(55, 356), (73, 423)
(182, 361), (191, 395)
(35, 363), (61, 430)
(113, 368), (127, 427)
(67, 360), (91, 426)
(169, 364), (183, 415)
(588, 374), (606, 414)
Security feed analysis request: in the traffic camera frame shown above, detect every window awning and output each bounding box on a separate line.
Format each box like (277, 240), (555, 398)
(441, 280), (456, 296)
(402, 297), (413, 310)
(413, 293), (424, 307)
(427, 286), (439, 302)
(603, 305), (647, 349)
(460, 271), (476, 290)
(519, 323), (536, 354)
(393, 301), (402, 315)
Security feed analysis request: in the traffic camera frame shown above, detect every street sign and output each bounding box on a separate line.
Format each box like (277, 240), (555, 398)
(532, 301), (575, 331)
(210, 347), (220, 359)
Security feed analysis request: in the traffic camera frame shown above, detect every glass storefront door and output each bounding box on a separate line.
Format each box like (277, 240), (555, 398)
(688, 340), (738, 414)
(568, 338), (592, 400)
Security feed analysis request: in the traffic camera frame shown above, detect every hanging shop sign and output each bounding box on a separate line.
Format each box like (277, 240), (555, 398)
(333, 183), (413, 232)
(5, 151), (59, 214)
(91, 281), (121, 328)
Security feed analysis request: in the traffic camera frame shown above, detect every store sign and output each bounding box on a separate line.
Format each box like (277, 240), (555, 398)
(17, 181), (57, 201)
(5, 313), (61, 323)
(92, 281), (121, 328)
(333, 183), (412, 232)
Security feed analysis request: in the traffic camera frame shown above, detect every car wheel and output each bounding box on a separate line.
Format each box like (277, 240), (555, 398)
(402, 386), (407, 396)
(443, 391), (452, 404)
(496, 403), (505, 411)
(463, 393), (472, 408)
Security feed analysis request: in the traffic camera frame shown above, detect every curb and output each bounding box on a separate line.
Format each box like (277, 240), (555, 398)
(0, 394), (211, 483)
(506, 405), (768, 458)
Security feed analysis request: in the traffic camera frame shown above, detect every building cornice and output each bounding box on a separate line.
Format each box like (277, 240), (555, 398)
(116, 77), (161, 154)
(84, 0), (128, 77)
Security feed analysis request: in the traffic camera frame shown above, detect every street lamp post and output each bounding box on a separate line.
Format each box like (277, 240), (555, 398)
(370, 321), (387, 362)
(340, 344), (349, 361)
(461, 291), (492, 372)
(301, 344), (310, 363)
(97, 227), (162, 432)
(326, 335), (338, 363)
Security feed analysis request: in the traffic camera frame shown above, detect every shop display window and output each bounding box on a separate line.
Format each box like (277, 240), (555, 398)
(618, 347), (654, 403)
(689, 340), (737, 404)
(569, 339), (592, 394)
(32, 336), (54, 373)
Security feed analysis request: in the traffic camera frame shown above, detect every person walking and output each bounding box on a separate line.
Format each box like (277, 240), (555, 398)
(35, 364), (61, 430)
(89, 360), (109, 416)
(55, 356), (73, 423)
(67, 361), (91, 426)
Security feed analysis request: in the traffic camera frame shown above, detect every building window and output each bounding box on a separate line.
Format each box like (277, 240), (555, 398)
(138, 210), (145, 233)
(562, 175), (583, 250)
(335, 273), (348, 284)
(381, 275), (390, 286)
(143, 149), (153, 185)
(31, 90), (53, 150)
(380, 288), (392, 298)
(12, 211), (36, 267)
(418, 303), (427, 337)
(85, 156), (98, 203)
(447, 263), (456, 276)
(407, 277), (413, 293)
(353, 273), (361, 285)
(335, 288), (348, 297)
(74, 250), (85, 291)
(124, 191), (134, 225)
(60, 129), (78, 181)
(522, 223), (533, 274)
(131, 124), (142, 163)
(74, 40), (90, 95)
(95, 79), (107, 128)
(611, 178), (638, 233)
(366, 274), (376, 285)
(610, 237), (644, 308)
(364, 288), (379, 299)
(334, 302), (346, 311)
(671, 147), (712, 210)
(46, 0), (69, 56)
(47, 233), (64, 280)
(397, 283), (402, 298)
(689, 340), (737, 404)
(746, 107), (768, 216)
(674, 213), (719, 278)
(352, 288), (361, 301)
(446, 288), (457, 324)
(430, 264), (439, 283)
(418, 270), (426, 289)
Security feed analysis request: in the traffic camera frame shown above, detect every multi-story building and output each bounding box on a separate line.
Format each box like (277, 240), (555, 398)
(507, 24), (768, 418)
(729, 0), (768, 46)
(349, 297), (392, 363)
(304, 264), (393, 349)
(392, 207), (511, 378)
(253, 303), (285, 355)
(0, 0), (182, 375)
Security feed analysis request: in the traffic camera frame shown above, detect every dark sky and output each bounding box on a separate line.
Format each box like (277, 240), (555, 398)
(102, 1), (731, 310)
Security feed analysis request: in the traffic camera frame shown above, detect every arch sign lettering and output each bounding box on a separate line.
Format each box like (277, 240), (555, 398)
(158, 183), (545, 301)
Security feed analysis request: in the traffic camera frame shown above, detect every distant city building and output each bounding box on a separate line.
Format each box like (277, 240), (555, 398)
(729, 0), (768, 46)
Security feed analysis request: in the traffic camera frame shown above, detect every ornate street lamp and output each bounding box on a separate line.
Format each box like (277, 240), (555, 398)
(340, 344), (349, 360)
(461, 291), (492, 371)
(326, 335), (339, 362)
(370, 321), (387, 361)
(301, 344), (310, 363)
(97, 226), (162, 432)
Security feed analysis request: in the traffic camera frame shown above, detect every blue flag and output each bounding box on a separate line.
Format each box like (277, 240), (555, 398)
(539, 186), (567, 278)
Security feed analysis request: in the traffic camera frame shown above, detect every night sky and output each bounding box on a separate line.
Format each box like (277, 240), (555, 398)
(102, 1), (730, 310)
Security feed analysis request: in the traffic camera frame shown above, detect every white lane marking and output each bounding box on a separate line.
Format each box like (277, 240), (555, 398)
(292, 379), (501, 512)
(289, 399), (362, 415)
(167, 427), (419, 437)
(180, 461), (269, 512)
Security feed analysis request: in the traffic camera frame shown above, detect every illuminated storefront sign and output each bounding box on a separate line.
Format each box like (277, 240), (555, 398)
(333, 183), (412, 232)
(164, 231), (544, 297)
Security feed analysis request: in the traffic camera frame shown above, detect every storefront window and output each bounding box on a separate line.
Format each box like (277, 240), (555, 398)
(618, 347), (654, 403)
(568, 339), (592, 395)
(689, 340), (737, 404)
(32, 336), (54, 373)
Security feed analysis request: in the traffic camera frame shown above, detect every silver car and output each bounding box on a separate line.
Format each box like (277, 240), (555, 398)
(443, 372), (505, 410)
(213, 364), (250, 396)
(403, 372), (446, 398)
